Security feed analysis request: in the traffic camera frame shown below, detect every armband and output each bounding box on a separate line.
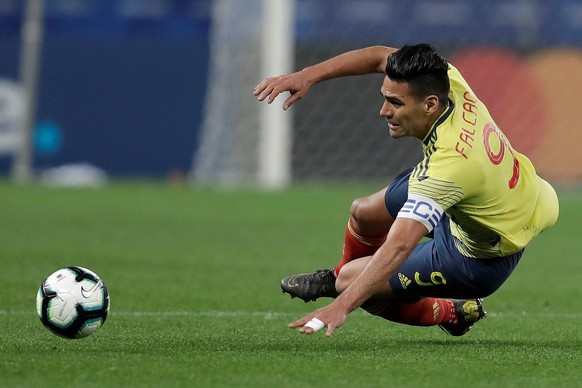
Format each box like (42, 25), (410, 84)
(397, 193), (444, 233)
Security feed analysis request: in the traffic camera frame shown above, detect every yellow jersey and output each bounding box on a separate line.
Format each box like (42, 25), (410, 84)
(406, 65), (559, 258)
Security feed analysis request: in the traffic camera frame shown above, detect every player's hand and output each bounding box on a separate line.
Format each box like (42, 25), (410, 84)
(288, 302), (349, 336)
(253, 71), (312, 110)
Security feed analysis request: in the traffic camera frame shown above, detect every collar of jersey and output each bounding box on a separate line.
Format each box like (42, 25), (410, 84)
(422, 99), (455, 147)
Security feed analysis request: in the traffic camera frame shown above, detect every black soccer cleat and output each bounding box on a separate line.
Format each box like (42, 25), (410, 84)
(280, 269), (339, 302)
(439, 298), (487, 336)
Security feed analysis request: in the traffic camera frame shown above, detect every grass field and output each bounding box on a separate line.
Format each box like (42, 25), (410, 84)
(1, 180), (581, 387)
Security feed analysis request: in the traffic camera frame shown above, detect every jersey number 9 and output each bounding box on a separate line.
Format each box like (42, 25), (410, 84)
(483, 123), (520, 189)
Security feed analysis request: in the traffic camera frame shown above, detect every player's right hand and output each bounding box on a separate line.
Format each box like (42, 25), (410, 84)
(253, 71), (312, 110)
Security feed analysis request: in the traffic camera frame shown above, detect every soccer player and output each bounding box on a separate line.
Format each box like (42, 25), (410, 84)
(253, 44), (559, 336)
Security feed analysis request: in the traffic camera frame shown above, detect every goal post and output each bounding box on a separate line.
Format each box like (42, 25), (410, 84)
(11, 0), (45, 183)
(258, 0), (294, 188)
(192, 0), (294, 188)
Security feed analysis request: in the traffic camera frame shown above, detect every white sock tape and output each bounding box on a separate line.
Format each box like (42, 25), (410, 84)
(304, 317), (325, 332)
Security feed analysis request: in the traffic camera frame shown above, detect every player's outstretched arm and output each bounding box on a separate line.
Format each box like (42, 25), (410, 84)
(253, 45), (396, 110)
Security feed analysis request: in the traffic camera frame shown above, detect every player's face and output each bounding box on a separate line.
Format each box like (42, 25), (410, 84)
(379, 76), (434, 140)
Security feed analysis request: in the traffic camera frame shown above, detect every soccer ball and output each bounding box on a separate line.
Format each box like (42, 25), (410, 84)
(36, 266), (110, 339)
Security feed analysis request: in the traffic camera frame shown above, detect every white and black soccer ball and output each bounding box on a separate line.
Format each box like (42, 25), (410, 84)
(36, 266), (110, 339)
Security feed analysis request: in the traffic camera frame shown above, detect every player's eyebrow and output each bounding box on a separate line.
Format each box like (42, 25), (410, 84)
(380, 91), (404, 105)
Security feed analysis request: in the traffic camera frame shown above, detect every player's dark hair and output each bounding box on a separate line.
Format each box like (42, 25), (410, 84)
(386, 44), (450, 104)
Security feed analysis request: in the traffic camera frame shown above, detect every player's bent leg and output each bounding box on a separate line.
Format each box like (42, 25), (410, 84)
(378, 295), (487, 336)
(363, 297), (486, 336)
(280, 170), (413, 304)
(334, 188), (393, 276)
(281, 188), (395, 303)
(334, 255), (376, 293)
(334, 167), (414, 276)
(336, 255), (486, 336)
(350, 187), (394, 237)
(281, 170), (412, 303)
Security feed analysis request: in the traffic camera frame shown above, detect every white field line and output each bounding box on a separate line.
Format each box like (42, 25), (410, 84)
(1, 310), (582, 319)
(0, 310), (295, 318)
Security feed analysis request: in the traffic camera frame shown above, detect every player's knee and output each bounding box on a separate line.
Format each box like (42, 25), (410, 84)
(335, 258), (366, 293)
(350, 196), (372, 227)
(335, 269), (352, 293)
(350, 194), (391, 234)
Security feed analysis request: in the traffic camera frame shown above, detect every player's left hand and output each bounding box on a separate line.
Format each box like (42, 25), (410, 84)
(253, 71), (312, 110)
(288, 302), (349, 336)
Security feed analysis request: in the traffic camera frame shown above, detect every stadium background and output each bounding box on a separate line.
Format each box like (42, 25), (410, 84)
(0, 0), (580, 183)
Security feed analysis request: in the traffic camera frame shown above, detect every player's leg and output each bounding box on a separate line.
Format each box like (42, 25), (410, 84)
(277, 189), (390, 303)
(333, 187), (393, 277)
(280, 168), (413, 303)
(335, 255), (464, 329)
(279, 188), (393, 303)
(334, 167), (415, 275)
(337, 216), (522, 335)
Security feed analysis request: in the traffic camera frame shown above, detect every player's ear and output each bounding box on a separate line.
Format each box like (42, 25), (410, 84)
(425, 95), (439, 115)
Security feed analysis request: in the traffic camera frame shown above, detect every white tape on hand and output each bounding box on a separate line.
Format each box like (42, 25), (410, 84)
(304, 317), (325, 332)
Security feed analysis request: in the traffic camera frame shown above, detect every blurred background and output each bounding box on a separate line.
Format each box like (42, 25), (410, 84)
(0, 0), (580, 186)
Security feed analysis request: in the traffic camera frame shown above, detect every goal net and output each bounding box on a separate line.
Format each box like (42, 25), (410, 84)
(191, 0), (264, 186)
(193, 0), (581, 186)
(192, 0), (421, 187)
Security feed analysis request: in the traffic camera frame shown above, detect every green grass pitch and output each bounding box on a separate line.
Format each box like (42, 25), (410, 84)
(1, 180), (581, 387)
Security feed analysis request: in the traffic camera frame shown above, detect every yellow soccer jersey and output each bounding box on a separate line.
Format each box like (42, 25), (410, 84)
(405, 65), (559, 258)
